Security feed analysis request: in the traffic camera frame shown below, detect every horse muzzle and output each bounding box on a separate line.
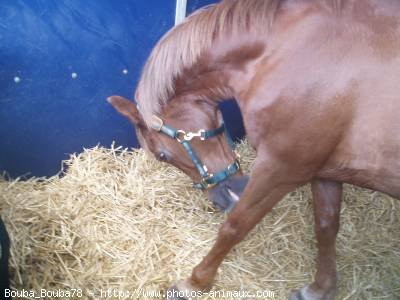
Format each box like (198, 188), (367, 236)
(207, 175), (249, 212)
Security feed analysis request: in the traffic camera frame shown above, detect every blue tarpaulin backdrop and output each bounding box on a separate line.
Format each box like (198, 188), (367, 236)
(0, 0), (244, 178)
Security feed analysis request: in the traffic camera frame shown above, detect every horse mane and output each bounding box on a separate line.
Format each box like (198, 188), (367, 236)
(135, 0), (344, 125)
(135, 0), (281, 125)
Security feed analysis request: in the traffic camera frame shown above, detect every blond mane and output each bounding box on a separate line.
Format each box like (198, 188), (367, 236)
(135, 0), (344, 125)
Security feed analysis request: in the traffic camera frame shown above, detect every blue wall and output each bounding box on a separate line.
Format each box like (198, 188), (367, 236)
(0, 0), (244, 178)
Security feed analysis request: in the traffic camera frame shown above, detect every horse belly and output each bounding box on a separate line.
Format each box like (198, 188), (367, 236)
(319, 73), (400, 198)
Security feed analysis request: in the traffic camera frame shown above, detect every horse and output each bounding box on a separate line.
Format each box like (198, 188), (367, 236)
(107, 0), (400, 299)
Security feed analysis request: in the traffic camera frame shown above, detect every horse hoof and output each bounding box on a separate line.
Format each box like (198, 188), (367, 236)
(288, 285), (336, 300)
(166, 285), (188, 300)
(288, 289), (305, 300)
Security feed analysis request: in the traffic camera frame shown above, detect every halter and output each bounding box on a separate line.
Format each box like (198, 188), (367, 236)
(150, 116), (241, 190)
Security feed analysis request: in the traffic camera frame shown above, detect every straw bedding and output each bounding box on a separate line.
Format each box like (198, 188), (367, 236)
(0, 141), (399, 300)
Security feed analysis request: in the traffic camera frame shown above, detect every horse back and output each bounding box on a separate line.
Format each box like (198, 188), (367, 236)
(240, 0), (400, 196)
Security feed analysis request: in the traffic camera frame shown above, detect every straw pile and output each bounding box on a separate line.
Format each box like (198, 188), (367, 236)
(0, 141), (399, 300)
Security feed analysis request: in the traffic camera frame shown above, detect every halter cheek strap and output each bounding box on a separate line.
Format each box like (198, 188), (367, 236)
(151, 116), (240, 190)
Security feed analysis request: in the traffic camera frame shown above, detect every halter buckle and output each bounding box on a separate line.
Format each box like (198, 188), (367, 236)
(201, 173), (217, 189)
(184, 129), (206, 141)
(150, 115), (163, 131)
(228, 160), (240, 174)
(175, 129), (206, 142)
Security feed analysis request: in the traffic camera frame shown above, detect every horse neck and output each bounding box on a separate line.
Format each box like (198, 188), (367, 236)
(173, 58), (233, 104)
(174, 35), (266, 106)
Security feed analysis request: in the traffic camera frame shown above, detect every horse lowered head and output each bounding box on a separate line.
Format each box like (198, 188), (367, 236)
(107, 95), (248, 212)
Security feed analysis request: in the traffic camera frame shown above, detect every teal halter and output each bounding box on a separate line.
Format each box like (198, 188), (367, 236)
(150, 116), (241, 190)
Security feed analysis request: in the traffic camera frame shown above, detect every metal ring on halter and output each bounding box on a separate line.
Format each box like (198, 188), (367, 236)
(228, 160), (240, 174)
(175, 130), (186, 143)
(201, 173), (217, 188)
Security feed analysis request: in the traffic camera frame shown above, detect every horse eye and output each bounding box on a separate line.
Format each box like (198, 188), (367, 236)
(158, 152), (168, 162)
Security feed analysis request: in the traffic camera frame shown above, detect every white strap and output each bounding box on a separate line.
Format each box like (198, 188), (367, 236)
(175, 0), (187, 25)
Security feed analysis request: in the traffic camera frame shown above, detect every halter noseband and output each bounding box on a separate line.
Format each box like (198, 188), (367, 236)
(151, 116), (240, 190)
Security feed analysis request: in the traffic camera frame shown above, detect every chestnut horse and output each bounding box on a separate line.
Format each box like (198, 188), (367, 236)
(108, 0), (400, 299)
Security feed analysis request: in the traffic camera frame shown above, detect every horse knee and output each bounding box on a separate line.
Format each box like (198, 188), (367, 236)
(219, 221), (243, 243)
(189, 220), (246, 289)
(315, 213), (340, 242)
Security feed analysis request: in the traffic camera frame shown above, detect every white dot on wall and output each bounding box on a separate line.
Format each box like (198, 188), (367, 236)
(122, 69), (128, 75)
(71, 72), (78, 79)
(14, 76), (21, 83)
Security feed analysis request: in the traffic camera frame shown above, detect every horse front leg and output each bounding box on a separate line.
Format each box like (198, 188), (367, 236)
(166, 158), (302, 300)
(290, 179), (342, 300)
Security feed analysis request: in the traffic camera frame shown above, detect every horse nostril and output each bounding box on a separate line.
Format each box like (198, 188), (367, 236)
(207, 182), (236, 212)
(226, 175), (249, 195)
(227, 187), (240, 203)
(206, 176), (249, 212)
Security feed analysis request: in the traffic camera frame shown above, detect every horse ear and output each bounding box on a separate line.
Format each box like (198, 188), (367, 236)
(107, 95), (142, 125)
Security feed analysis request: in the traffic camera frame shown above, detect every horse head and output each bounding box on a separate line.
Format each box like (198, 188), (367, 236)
(107, 95), (248, 211)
